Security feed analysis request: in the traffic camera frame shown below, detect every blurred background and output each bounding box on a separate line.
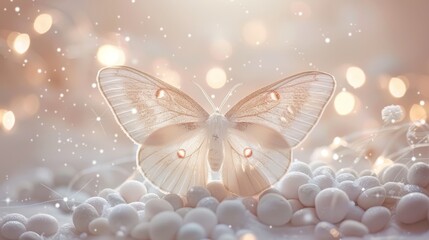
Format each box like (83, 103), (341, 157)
(0, 0), (428, 203)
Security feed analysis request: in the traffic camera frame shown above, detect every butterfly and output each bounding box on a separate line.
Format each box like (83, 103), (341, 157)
(97, 66), (335, 196)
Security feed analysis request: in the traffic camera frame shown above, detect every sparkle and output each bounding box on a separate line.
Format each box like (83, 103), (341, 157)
(244, 147), (253, 158)
(177, 149), (186, 158)
(155, 89), (166, 99)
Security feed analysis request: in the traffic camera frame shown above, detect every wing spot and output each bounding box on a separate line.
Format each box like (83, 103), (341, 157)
(287, 105), (294, 114)
(131, 108), (137, 114)
(269, 91), (280, 101)
(155, 89), (167, 99)
(177, 149), (186, 158)
(243, 147), (253, 158)
(280, 116), (287, 122)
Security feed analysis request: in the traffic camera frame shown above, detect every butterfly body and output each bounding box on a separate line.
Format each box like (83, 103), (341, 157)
(98, 66), (335, 196)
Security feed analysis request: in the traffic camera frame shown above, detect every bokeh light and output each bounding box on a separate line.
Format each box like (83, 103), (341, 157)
(206, 67), (227, 89)
(210, 38), (232, 60)
(242, 20), (267, 46)
(388, 77), (407, 98)
(12, 33), (30, 54)
(346, 66), (366, 88)
(33, 13), (53, 34)
(2, 110), (15, 131)
(160, 69), (181, 89)
(334, 91), (356, 115)
(97, 44), (126, 66)
(409, 104), (427, 122)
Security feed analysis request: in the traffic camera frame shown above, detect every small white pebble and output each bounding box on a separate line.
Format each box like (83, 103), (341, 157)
(129, 202), (146, 211)
(144, 199), (174, 220)
(356, 186), (386, 210)
(242, 197), (258, 215)
(130, 222), (150, 240)
(291, 208), (319, 226)
(98, 188), (116, 199)
(107, 192), (126, 206)
(177, 223), (206, 240)
(338, 180), (361, 202)
(1, 221), (26, 240)
(88, 218), (110, 235)
(313, 166), (336, 179)
(309, 161), (327, 171)
(336, 168), (358, 177)
(336, 173), (356, 183)
(339, 220), (369, 237)
(344, 205), (364, 221)
(85, 197), (109, 216)
(184, 208), (217, 235)
(402, 184), (427, 195)
(211, 224), (234, 240)
(315, 188), (350, 223)
(149, 212), (182, 240)
(26, 214), (58, 236)
(361, 206), (391, 233)
(19, 231), (42, 240)
(288, 161), (313, 177)
(314, 221), (340, 240)
(311, 175), (336, 190)
(216, 200), (246, 228)
(396, 192), (429, 224)
(108, 204), (139, 233)
(279, 172), (310, 199)
(258, 188), (281, 201)
(187, 186), (211, 208)
(72, 203), (99, 233)
(140, 193), (160, 203)
(197, 196), (219, 212)
(407, 162), (429, 188)
(383, 182), (404, 204)
(257, 193), (292, 226)
(207, 182), (228, 202)
(118, 180), (147, 203)
(298, 183), (320, 207)
(382, 164), (408, 184)
(163, 193), (184, 210)
(288, 199), (304, 213)
(0, 213), (28, 227)
(176, 207), (192, 218)
(359, 169), (377, 177)
(355, 176), (381, 189)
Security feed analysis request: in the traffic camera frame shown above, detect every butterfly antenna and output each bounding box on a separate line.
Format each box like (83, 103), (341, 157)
(219, 83), (242, 112)
(193, 81), (217, 112)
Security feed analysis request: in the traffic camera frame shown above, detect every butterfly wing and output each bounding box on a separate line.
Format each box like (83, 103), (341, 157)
(98, 66), (210, 194)
(222, 72), (335, 196)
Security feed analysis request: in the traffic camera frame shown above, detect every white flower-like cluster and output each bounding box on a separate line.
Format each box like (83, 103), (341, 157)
(381, 105), (404, 123)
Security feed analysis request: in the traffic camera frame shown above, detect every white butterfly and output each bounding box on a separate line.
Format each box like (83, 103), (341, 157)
(97, 66), (335, 196)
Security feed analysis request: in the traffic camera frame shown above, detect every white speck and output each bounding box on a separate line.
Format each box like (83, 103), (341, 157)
(96, 117), (101, 121)
(15, 6), (20, 12)
(324, 37), (331, 44)
(91, 83), (97, 88)
(125, 36), (130, 42)
(131, 108), (137, 114)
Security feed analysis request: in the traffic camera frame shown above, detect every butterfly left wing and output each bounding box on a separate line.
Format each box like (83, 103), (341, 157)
(222, 72), (335, 196)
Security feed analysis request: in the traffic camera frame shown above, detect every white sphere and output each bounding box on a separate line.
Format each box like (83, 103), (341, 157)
(298, 183), (320, 207)
(130, 222), (150, 240)
(314, 221), (340, 240)
(85, 197), (109, 216)
(1, 221), (26, 240)
(279, 172), (310, 199)
(313, 166), (336, 179)
(144, 199), (174, 220)
(184, 208), (217, 235)
(311, 175), (336, 190)
(118, 180), (147, 203)
(355, 176), (381, 190)
(359, 169), (377, 177)
(242, 197), (258, 215)
(336, 173), (356, 183)
(140, 193), (160, 204)
(0, 213), (27, 227)
(288, 161), (312, 177)
(382, 164), (408, 183)
(177, 223), (206, 240)
(288, 199), (304, 213)
(163, 194), (184, 210)
(309, 161), (327, 171)
(108, 204), (139, 233)
(344, 205), (364, 221)
(211, 224), (234, 240)
(315, 188), (350, 223)
(149, 212), (182, 240)
(356, 186), (386, 210)
(107, 192), (126, 206)
(291, 208), (319, 226)
(129, 202), (146, 211)
(187, 186), (211, 208)
(216, 200), (246, 228)
(18, 231), (42, 240)
(88, 218), (110, 235)
(176, 207), (193, 218)
(26, 214), (58, 236)
(72, 203), (99, 233)
(196, 196), (219, 212)
(396, 192), (429, 224)
(338, 180), (361, 202)
(257, 193), (292, 226)
(98, 188), (116, 199)
(207, 182), (228, 202)
(383, 182), (404, 204)
(361, 206), (391, 233)
(407, 162), (429, 188)
(339, 220), (369, 237)
(336, 168), (358, 177)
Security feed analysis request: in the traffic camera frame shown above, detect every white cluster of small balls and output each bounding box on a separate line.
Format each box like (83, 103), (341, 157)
(0, 213), (58, 240)
(381, 104), (404, 124)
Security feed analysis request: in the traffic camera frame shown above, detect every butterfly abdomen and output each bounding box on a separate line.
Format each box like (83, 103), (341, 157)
(208, 135), (223, 171)
(207, 112), (229, 172)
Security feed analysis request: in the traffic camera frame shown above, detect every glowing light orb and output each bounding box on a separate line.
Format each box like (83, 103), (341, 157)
(346, 66), (366, 88)
(242, 20), (267, 46)
(388, 77), (407, 98)
(13, 33), (30, 54)
(97, 44), (125, 66)
(34, 13), (53, 34)
(334, 91), (356, 115)
(161, 70), (181, 89)
(2, 111), (15, 131)
(409, 104), (427, 123)
(206, 67), (227, 89)
(210, 38), (232, 60)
